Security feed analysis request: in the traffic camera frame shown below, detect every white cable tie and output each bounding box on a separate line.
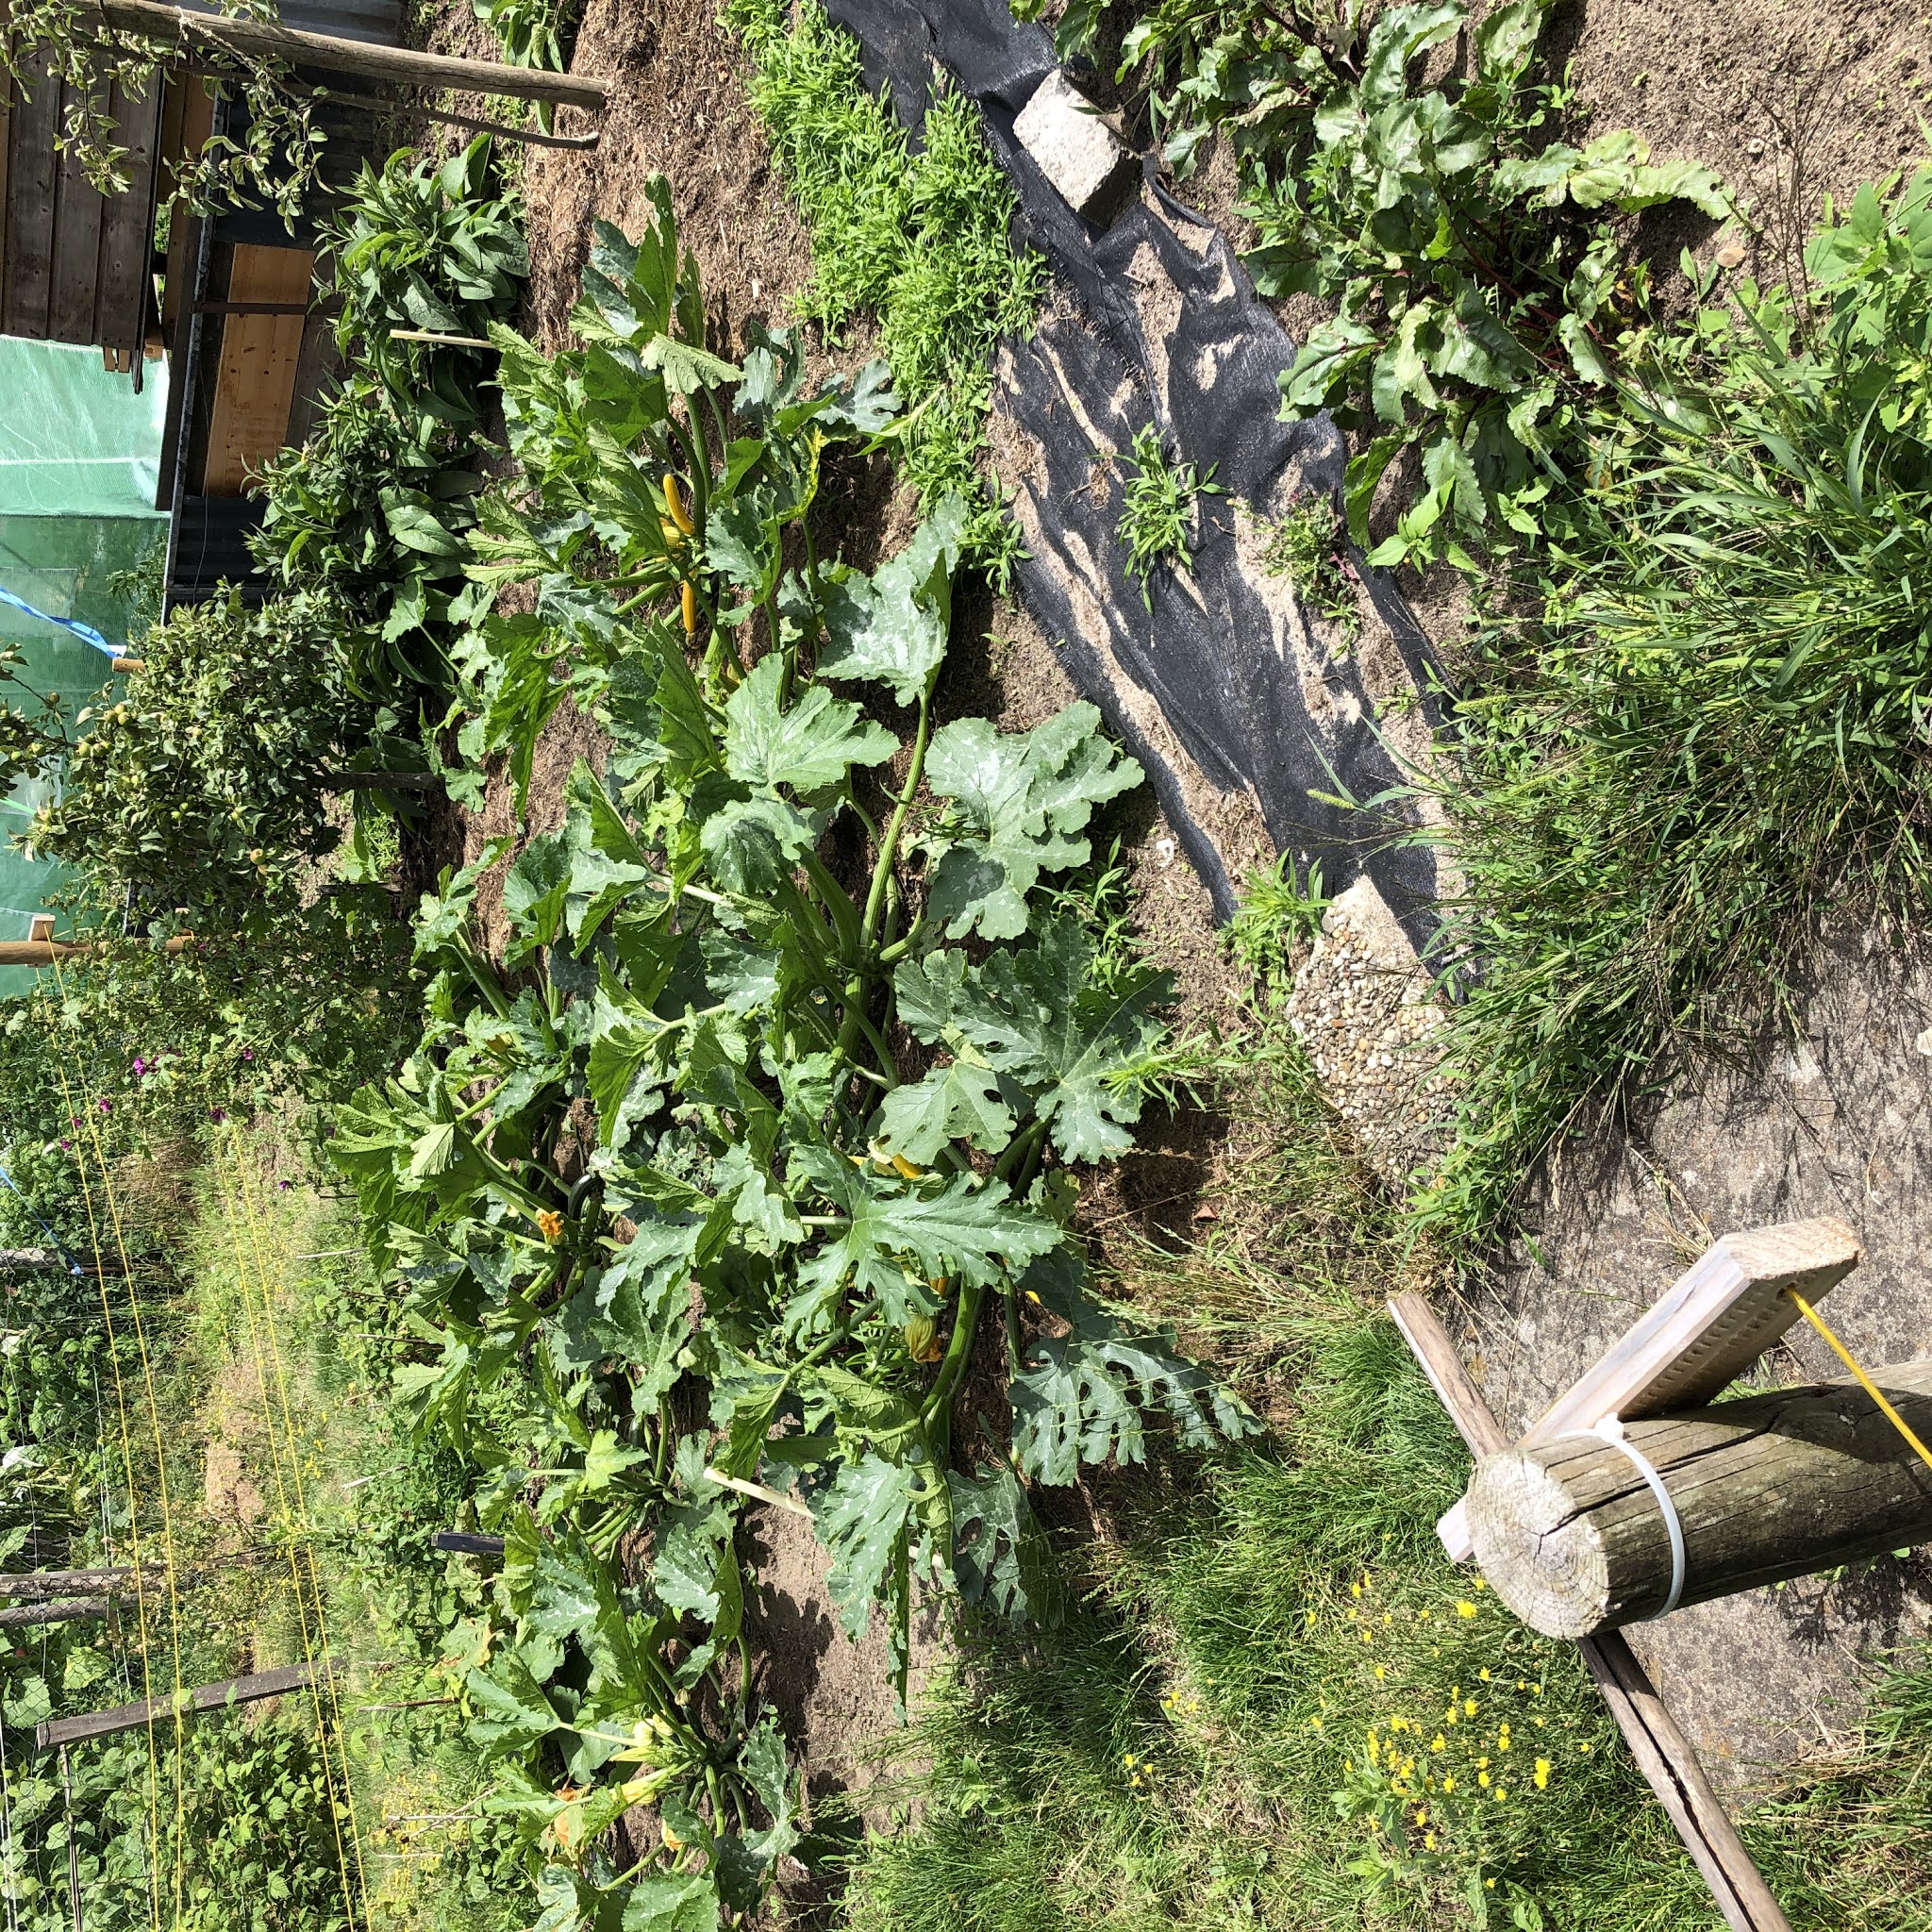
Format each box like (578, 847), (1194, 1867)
(1584, 1414), (1686, 1620)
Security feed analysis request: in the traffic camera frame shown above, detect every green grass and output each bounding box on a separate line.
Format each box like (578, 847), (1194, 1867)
(725, 0), (1047, 581)
(1116, 424), (1220, 608)
(1402, 172), (1932, 1248)
(834, 1027), (1932, 1930)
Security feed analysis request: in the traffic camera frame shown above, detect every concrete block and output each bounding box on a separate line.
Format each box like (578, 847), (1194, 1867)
(1013, 70), (1138, 225)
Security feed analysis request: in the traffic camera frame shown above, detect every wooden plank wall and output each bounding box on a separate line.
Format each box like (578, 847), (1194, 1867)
(1, 53), (162, 358)
(201, 243), (315, 494)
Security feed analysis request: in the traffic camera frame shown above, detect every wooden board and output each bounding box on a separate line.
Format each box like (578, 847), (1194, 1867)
(94, 75), (162, 359)
(1521, 1218), (1860, 1443)
(36, 1660), (327, 1748)
(48, 75), (105, 342)
(200, 243), (315, 493)
(0, 69), (12, 304)
(4, 52), (58, 340)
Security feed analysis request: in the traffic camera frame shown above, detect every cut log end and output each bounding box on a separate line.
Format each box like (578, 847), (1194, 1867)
(1469, 1447), (1618, 1639)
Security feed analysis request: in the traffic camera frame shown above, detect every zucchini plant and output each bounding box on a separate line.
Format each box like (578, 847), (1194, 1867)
(331, 181), (1255, 1924)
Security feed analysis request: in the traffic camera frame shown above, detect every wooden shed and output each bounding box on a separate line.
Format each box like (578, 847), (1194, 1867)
(1, 0), (403, 605)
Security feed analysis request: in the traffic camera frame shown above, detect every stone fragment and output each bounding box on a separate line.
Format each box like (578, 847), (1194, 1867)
(1013, 70), (1138, 225)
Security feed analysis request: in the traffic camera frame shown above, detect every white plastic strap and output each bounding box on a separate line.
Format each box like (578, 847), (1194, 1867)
(1579, 1416), (1686, 1620)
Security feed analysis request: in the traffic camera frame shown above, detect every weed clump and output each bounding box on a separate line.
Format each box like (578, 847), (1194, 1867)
(726, 0), (1046, 579)
(1116, 424), (1223, 608)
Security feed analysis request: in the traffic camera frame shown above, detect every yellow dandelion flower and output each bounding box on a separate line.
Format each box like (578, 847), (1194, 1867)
(1478, 1772), (1491, 1790)
(1578, 1743), (1592, 1755)
(1473, 1579), (1487, 1591)
(1431, 1734), (1446, 1752)
(1535, 1759), (1551, 1790)
(1457, 1601), (1477, 1620)
(1465, 1700), (1477, 1717)
(1352, 1579), (1362, 1598)
(1374, 1664), (1388, 1681)
(1478, 1669), (1491, 1682)
(1494, 1788), (1507, 1803)
(1442, 1775), (1456, 1793)
(1424, 1830), (1439, 1850)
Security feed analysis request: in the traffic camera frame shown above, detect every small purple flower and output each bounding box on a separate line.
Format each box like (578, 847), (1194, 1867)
(69, 1116), (80, 1129)
(58, 1138), (71, 1151)
(97, 1098), (110, 1115)
(209, 1107), (225, 1124)
(132, 1058), (147, 1077)
(242, 1047), (254, 1062)
(278, 1179), (291, 1191)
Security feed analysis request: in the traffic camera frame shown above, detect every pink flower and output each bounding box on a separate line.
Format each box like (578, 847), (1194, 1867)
(58, 1138), (70, 1150)
(132, 1058), (147, 1076)
(242, 1047), (254, 1062)
(97, 1098), (110, 1114)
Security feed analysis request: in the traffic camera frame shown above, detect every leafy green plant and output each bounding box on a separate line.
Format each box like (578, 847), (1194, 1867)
(28, 592), (425, 922)
(1117, 424), (1222, 607)
(1120, 0), (1729, 569)
(726, 0), (1048, 581)
(473, 0), (571, 72)
(1258, 491), (1360, 641)
(253, 138), (525, 699)
(1407, 168), (1932, 1245)
(331, 182), (1255, 1927)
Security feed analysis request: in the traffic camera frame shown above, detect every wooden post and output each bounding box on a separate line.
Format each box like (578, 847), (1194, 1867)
(0, 1597), (112, 1629)
(1466, 1361), (1932, 1640)
(81, 0), (608, 110)
(0, 1565), (187, 1598)
(1387, 1293), (1792, 1932)
(0, 936), (193, 967)
(35, 1660), (328, 1749)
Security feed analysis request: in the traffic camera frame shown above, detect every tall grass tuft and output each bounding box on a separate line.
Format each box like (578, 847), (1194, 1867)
(1410, 170), (1932, 1246)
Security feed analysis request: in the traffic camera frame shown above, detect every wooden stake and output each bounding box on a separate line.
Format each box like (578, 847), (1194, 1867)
(36, 1660), (330, 1749)
(1466, 1361), (1932, 1639)
(0, 1597), (113, 1629)
(81, 0), (608, 110)
(0, 1564), (190, 1598)
(1387, 1293), (1792, 1932)
(0, 936), (193, 967)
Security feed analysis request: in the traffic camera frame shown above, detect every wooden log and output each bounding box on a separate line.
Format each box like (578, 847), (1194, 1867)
(1387, 1293), (1793, 1932)
(1437, 1218), (1863, 1565)
(0, 936), (193, 967)
(0, 1596), (112, 1629)
(80, 0), (608, 110)
(1468, 1360), (1932, 1640)
(36, 1660), (326, 1748)
(0, 1564), (182, 1598)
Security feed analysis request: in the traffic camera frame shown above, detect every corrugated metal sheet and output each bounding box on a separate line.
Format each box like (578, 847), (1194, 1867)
(174, 0), (403, 44)
(276, 0), (405, 44)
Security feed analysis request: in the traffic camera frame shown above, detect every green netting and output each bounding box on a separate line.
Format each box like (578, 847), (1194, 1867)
(0, 340), (170, 994)
(0, 337), (171, 516)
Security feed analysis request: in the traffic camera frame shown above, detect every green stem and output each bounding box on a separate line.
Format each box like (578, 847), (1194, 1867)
(918, 1278), (985, 1433)
(861, 691), (933, 953)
